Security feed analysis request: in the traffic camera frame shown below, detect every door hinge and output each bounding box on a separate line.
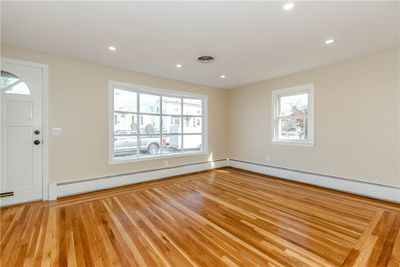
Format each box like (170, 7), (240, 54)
(0, 192), (14, 198)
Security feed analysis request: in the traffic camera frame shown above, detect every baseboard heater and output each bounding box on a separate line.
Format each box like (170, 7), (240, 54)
(228, 158), (400, 203)
(49, 159), (228, 200)
(49, 158), (400, 203)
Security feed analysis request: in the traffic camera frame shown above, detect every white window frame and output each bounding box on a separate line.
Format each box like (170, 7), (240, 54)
(109, 81), (208, 164)
(272, 84), (315, 146)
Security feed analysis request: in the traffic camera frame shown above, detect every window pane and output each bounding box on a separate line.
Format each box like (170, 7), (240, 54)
(279, 93), (308, 117)
(1, 71), (20, 89)
(162, 135), (182, 154)
(114, 89), (137, 112)
(140, 93), (160, 114)
(114, 113), (138, 135)
(111, 83), (206, 161)
(278, 118), (308, 140)
(139, 135), (161, 156)
(162, 96), (181, 115)
(183, 117), (202, 133)
(139, 115), (160, 134)
(5, 82), (30, 95)
(114, 136), (138, 158)
(183, 135), (202, 152)
(1, 71), (30, 95)
(183, 98), (202, 116)
(162, 116), (181, 134)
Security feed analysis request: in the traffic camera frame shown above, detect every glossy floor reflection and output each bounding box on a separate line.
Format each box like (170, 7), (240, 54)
(1, 168), (399, 266)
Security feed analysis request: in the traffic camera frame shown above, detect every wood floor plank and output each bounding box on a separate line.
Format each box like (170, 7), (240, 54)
(1, 167), (399, 266)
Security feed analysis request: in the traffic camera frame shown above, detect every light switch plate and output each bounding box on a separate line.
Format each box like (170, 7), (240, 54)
(51, 128), (62, 136)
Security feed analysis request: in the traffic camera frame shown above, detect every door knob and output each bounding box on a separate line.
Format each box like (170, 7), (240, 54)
(34, 140), (41, 145)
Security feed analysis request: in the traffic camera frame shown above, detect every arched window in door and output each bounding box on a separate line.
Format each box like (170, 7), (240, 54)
(0, 71), (30, 95)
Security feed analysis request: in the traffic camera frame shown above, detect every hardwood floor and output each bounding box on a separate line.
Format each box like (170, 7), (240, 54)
(1, 167), (400, 266)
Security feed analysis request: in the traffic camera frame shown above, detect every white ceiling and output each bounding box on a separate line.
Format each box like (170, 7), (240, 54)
(1, 1), (399, 89)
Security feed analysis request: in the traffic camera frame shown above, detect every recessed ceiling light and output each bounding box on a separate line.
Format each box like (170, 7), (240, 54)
(325, 39), (335, 45)
(176, 64), (183, 68)
(220, 74), (226, 79)
(283, 2), (295, 10)
(108, 46), (116, 51)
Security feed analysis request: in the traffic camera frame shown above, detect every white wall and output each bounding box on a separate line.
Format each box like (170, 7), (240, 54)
(227, 49), (400, 187)
(1, 46), (228, 183)
(2, 46), (399, 188)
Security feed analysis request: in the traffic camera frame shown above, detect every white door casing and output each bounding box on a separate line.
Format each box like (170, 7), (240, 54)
(0, 58), (48, 206)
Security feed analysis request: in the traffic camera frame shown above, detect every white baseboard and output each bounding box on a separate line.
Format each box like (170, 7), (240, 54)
(49, 159), (227, 200)
(228, 159), (400, 203)
(48, 158), (400, 204)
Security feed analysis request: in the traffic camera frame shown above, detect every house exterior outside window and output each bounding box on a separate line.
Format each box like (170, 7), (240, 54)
(272, 84), (315, 146)
(110, 81), (207, 164)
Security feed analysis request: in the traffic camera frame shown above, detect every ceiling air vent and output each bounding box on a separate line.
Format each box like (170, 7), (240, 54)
(197, 55), (215, 63)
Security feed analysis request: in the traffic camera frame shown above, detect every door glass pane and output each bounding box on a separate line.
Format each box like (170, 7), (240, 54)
(162, 135), (182, 154)
(279, 93), (308, 117)
(183, 117), (202, 133)
(139, 135), (161, 156)
(5, 82), (30, 95)
(278, 118), (307, 140)
(183, 98), (202, 115)
(139, 115), (160, 134)
(183, 135), (202, 152)
(140, 93), (160, 114)
(162, 116), (181, 134)
(114, 113), (138, 135)
(0, 71), (19, 89)
(114, 89), (137, 112)
(1, 71), (30, 95)
(114, 136), (138, 158)
(162, 96), (181, 115)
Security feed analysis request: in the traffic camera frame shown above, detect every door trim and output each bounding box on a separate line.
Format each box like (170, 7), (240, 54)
(0, 57), (49, 201)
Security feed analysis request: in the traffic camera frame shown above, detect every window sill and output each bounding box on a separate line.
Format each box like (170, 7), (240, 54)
(109, 151), (208, 165)
(272, 140), (315, 147)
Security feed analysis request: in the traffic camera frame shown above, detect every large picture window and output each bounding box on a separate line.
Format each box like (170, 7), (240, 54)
(110, 82), (207, 163)
(272, 84), (314, 146)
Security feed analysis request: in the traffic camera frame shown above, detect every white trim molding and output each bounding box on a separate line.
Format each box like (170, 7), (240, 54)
(48, 158), (400, 204)
(49, 159), (227, 200)
(109, 80), (208, 165)
(272, 83), (315, 146)
(228, 159), (400, 203)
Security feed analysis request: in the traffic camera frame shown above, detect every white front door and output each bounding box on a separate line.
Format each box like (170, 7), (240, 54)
(1, 59), (44, 206)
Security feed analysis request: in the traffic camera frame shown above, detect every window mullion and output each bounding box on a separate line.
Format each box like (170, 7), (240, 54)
(275, 96), (280, 140)
(181, 96), (184, 153)
(277, 115), (307, 120)
(160, 95), (163, 154)
(202, 100), (205, 152)
(182, 115), (202, 118)
(112, 85), (206, 161)
(137, 92), (140, 156)
(276, 117), (280, 140)
(272, 86), (313, 144)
